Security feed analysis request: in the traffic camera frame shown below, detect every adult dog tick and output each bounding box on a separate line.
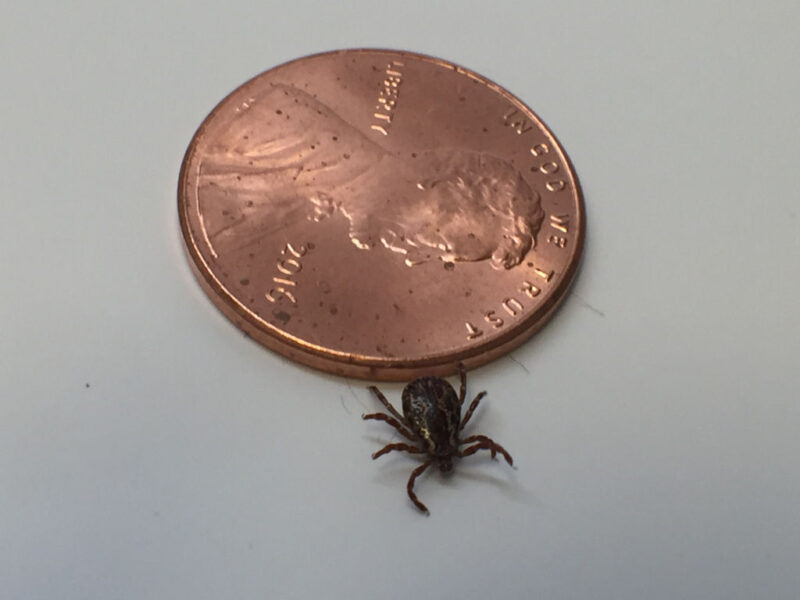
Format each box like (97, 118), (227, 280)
(363, 364), (513, 514)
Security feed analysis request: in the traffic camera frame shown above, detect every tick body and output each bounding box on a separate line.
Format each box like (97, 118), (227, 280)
(363, 364), (513, 514)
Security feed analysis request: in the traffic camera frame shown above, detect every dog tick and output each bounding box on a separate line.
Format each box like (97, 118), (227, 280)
(363, 364), (513, 514)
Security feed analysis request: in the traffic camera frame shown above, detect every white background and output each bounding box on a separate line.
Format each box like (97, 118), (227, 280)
(2, 1), (798, 598)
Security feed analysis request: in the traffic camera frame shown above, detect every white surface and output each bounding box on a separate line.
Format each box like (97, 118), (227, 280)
(2, 1), (799, 598)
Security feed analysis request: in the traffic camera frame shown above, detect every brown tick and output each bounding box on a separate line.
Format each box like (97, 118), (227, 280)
(363, 364), (513, 514)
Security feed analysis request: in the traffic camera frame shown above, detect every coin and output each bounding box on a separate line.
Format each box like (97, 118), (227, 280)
(178, 49), (584, 380)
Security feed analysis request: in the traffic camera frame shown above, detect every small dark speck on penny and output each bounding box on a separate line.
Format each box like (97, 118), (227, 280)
(246, 200), (253, 207)
(222, 209), (230, 216)
(393, 303), (401, 311)
(482, 127), (488, 132)
(240, 278), (250, 286)
(527, 262), (534, 267)
(408, 289), (414, 294)
(411, 152), (417, 158)
(312, 322), (318, 329)
(459, 96), (466, 101)
(343, 153), (350, 159)
(248, 253), (255, 259)
(465, 290), (472, 297)
(332, 136), (338, 141)
(443, 261), (455, 271)
(329, 305), (338, 315)
(273, 310), (291, 324)
(276, 109), (282, 114)
(375, 313), (380, 320)
(307, 242), (315, 249)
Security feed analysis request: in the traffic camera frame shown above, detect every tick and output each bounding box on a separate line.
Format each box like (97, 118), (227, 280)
(362, 364), (513, 514)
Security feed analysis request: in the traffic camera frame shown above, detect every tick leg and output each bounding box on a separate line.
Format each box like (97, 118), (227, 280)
(407, 459), (433, 515)
(458, 362), (467, 406)
(368, 385), (405, 423)
(459, 434), (513, 466)
(362, 412), (416, 441)
(460, 442), (496, 460)
(372, 442), (424, 460)
(459, 391), (487, 430)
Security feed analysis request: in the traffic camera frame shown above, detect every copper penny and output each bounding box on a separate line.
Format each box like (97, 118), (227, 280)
(178, 49), (585, 380)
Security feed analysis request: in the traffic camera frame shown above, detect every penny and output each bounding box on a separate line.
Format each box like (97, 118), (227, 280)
(178, 49), (584, 380)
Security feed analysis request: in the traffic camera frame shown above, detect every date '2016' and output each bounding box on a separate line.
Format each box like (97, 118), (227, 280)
(265, 242), (311, 307)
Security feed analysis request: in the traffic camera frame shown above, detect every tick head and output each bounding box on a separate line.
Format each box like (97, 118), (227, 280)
(438, 457), (454, 474)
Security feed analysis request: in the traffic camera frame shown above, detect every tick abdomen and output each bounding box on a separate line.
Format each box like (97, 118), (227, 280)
(401, 376), (460, 455)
